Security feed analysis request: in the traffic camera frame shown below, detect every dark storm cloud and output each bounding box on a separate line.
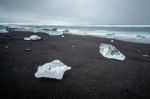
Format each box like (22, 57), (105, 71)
(0, 0), (150, 25)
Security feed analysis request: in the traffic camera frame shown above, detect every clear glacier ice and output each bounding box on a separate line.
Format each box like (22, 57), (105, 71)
(24, 35), (41, 41)
(99, 43), (126, 61)
(35, 60), (71, 80)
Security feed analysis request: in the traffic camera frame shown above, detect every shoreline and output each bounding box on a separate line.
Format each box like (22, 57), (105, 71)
(1, 24), (150, 44)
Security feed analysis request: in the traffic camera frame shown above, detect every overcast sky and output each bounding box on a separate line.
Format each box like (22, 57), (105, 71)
(0, 0), (150, 25)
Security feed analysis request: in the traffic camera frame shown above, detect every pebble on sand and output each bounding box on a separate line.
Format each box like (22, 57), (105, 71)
(137, 50), (141, 53)
(25, 49), (31, 51)
(142, 55), (149, 57)
(4, 46), (9, 49)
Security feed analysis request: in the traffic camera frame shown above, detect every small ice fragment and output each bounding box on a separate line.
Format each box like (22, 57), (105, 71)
(27, 35), (41, 40)
(0, 28), (8, 33)
(142, 55), (149, 57)
(137, 50), (141, 53)
(110, 40), (114, 42)
(99, 43), (126, 61)
(25, 49), (31, 51)
(24, 37), (30, 40)
(24, 35), (41, 41)
(4, 46), (9, 49)
(35, 60), (71, 80)
(61, 35), (65, 38)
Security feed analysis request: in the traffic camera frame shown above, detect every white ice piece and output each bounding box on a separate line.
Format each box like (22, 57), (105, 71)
(24, 35), (41, 41)
(110, 40), (114, 42)
(4, 46), (9, 48)
(0, 28), (8, 33)
(35, 60), (71, 80)
(142, 54), (149, 57)
(61, 35), (65, 38)
(99, 43), (126, 61)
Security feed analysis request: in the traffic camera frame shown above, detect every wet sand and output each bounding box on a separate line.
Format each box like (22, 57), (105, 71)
(0, 32), (150, 99)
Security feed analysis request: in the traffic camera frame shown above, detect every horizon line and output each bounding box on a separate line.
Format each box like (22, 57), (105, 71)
(1, 23), (150, 27)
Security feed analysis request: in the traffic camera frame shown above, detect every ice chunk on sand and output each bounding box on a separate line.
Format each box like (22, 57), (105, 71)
(142, 55), (149, 57)
(61, 35), (65, 38)
(0, 28), (8, 33)
(35, 60), (71, 80)
(4, 46), (9, 49)
(110, 40), (114, 42)
(24, 35), (41, 41)
(25, 49), (31, 51)
(99, 43), (126, 61)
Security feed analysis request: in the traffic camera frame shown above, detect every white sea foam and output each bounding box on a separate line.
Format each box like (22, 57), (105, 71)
(41, 29), (63, 36)
(1, 24), (150, 44)
(86, 31), (150, 44)
(63, 29), (87, 35)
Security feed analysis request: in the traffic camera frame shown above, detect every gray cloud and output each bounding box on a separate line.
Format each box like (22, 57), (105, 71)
(0, 0), (150, 25)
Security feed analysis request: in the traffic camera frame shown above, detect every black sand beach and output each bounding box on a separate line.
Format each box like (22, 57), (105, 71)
(0, 32), (150, 99)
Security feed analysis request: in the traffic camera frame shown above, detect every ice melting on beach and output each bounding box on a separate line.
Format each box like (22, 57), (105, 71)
(99, 43), (126, 61)
(24, 35), (41, 41)
(0, 28), (8, 33)
(142, 54), (149, 57)
(35, 60), (71, 80)
(110, 40), (114, 43)
(0, 26), (8, 33)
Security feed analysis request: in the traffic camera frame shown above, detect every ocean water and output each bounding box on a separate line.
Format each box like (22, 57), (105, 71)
(0, 24), (150, 44)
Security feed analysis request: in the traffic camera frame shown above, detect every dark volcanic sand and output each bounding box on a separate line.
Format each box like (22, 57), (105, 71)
(0, 32), (150, 99)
